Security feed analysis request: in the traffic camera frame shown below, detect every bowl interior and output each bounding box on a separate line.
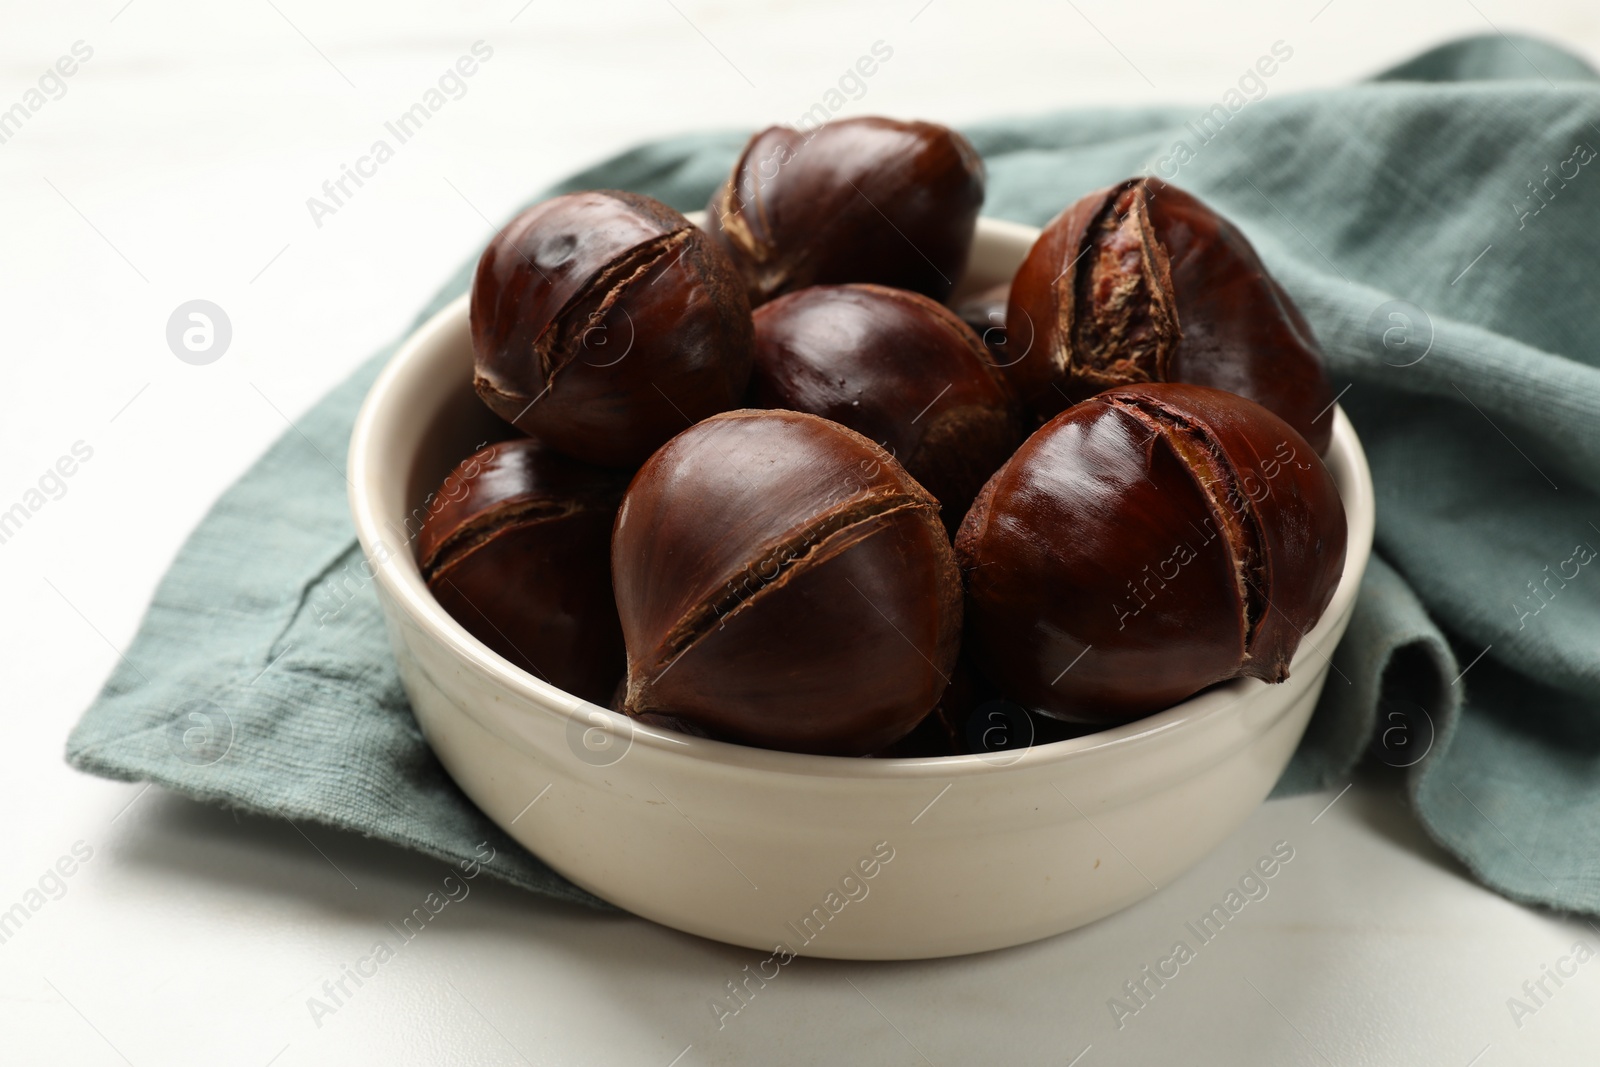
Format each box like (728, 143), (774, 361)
(349, 215), (1375, 782)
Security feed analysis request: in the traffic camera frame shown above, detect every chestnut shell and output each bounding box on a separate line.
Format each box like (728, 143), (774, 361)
(419, 438), (627, 705)
(955, 383), (1347, 725)
(1005, 178), (1336, 453)
(704, 117), (986, 305)
(611, 409), (962, 755)
(470, 190), (754, 468)
(750, 283), (1020, 532)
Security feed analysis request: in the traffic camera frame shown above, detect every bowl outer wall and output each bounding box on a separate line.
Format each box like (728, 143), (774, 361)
(347, 216), (1376, 960)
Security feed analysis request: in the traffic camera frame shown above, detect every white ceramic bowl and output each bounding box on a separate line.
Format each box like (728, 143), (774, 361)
(348, 215), (1375, 960)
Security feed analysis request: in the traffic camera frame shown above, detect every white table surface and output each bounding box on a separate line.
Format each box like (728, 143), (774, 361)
(5, 2), (1599, 1063)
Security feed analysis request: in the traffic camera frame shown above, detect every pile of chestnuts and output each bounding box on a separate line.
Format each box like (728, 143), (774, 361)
(421, 115), (1348, 760)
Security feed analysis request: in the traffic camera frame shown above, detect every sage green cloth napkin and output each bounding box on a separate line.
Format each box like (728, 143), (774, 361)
(68, 34), (1600, 915)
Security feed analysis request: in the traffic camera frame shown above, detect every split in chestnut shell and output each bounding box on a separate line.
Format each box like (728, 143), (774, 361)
(955, 383), (1347, 725)
(1004, 178), (1336, 453)
(419, 438), (628, 706)
(470, 189), (754, 469)
(611, 409), (963, 755)
(704, 117), (985, 306)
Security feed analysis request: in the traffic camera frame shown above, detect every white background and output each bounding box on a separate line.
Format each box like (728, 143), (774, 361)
(4, 1), (1600, 1064)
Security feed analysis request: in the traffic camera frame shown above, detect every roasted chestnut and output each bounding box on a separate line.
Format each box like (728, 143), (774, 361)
(749, 284), (1020, 531)
(470, 190), (753, 468)
(1005, 178), (1336, 453)
(955, 383), (1346, 725)
(704, 116), (985, 306)
(419, 438), (626, 705)
(611, 409), (961, 755)
(873, 656), (980, 758)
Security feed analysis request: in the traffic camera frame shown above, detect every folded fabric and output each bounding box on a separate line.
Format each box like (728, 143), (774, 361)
(69, 34), (1600, 915)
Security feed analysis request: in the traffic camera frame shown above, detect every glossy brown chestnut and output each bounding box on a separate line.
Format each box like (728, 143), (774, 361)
(704, 117), (985, 306)
(611, 409), (962, 756)
(873, 656), (980, 758)
(955, 383), (1347, 726)
(750, 284), (1020, 531)
(419, 438), (626, 706)
(470, 190), (754, 468)
(1004, 178), (1336, 453)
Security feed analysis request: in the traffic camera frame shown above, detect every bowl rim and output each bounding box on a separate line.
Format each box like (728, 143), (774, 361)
(347, 217), (1376, 783)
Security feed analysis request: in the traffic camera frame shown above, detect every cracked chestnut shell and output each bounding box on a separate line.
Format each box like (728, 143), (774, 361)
(470, 190), (754, 468)
(419, 438), (626, 706)
(611, 409), (962, 755)
(1005, 178), (1336, 453)
(704, 117), (985, 306)
(750, 284), (1020, 532)
(955, 383), (1346, 725)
